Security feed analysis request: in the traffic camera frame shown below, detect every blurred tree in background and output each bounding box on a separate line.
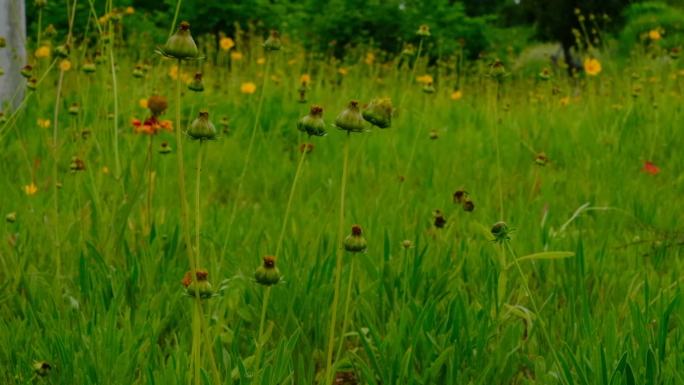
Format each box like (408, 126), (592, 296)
(23, 0), (684, 65)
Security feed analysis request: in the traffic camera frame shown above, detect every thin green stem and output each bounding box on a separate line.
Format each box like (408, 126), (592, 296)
(503, 241), (567, 385)
(109, 13), (121, 178)
(252, 285), (272, 383)
(334, 259), (355, 362)
(169, 0), (184, 39)
(195, 140), (204, 269)
(325, 134), (350, 385)
(275, 148), (308, 259)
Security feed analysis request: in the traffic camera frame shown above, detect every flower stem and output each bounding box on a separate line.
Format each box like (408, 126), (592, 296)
(275, 148), (308, 258)
(252, 285), (271, 383)
(334, 258), (355, 362)
(324, 133), (350, 385)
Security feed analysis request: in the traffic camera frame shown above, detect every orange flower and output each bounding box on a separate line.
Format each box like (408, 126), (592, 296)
(583, 58), (601, 76)
(240, 82), (257, 94)
(643, 161), (660, 175)
(300, 74), (311, 84)
(132, 116), (172, 135)
(230, 51), (243, 61)
(35, 46), (50, 58)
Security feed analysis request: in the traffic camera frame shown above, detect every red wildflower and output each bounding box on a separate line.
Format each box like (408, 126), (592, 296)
(132, 116), (173, 135)
(643, 161), (660, 175)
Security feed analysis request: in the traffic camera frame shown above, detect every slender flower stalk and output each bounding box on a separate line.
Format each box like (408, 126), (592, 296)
(324, 133), (351, 385)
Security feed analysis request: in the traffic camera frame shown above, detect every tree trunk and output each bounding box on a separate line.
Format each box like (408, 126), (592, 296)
(0, 0), (26, 110)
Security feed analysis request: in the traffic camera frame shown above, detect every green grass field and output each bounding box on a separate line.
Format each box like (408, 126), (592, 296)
(2, 8), (684, 385)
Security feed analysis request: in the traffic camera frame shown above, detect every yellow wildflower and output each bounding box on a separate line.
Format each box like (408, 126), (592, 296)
(648, 29), (661, 41)
(364, 52), (375, 65)
(59, 59), (72, 72)
(417, 74), (433, 84)
(24, 183), (38, 196)
(102, 166), (110, 174)
(300, 74), (311, 84)
(139, 99), (148, 109)
(257, 57), (266, 65)
(35, 46), (50, 59)
(338, 67), (348, 76)
(125, 6), (135, 14)
(240, 82), (257, 94)
(231, 51), (243, 61)
(583, 58), (601, 76)
(450, 90), (463, 101)
(559, 96), (570, 106)
(220, 36), (235, 51)
(37, 118), (51, 128)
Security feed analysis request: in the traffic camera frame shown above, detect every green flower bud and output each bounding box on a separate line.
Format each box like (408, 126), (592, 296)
(416, 24), (431, 37)
(188, 72), (204, 92)
(33, 361), (52, 377)
(489, 59), (507, 81)
(159, 141), (172, 154)
(187, 111), (216, 140)
(344, 225), (367, 253)
(362, 98), (393, 128)
(183, 269), (214, 299)
(297, 105), (327, 137)
(44, 24), (57, 38)
(55, 44), (70, 58)
(401, 239), (413, 249)
(255, 256), (281, 286)
(263, 30), (282, 51)
(462, 198), (474, 212)
(68, 103), (80, 116)
(82, 61), (96, 74)
(535, 152), (548, 166)
(20, 65), (32, 79)
(35, 0), (48, 9)
(422, 82), (435, 94)
(0, 37), (6, 48)
(538, 68), (551, 81)
(160, 21), (199, 60)
(453, 189), (468, 204)
(335, 101), (366, 133)
(27, 78), (38, 91)
(93, 51), (106, 64)
(132, 64), (144, 78)
(5, 212), (16, 223)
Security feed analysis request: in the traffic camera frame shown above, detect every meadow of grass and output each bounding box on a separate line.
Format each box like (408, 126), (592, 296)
(1, 6), (684, 385)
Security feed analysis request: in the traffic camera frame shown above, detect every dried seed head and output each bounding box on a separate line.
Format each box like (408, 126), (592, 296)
(147, 95), (168, 117)
(433, 210), (446, 228)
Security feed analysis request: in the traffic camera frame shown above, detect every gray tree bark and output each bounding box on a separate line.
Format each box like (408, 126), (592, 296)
(0, 0), (26, 110)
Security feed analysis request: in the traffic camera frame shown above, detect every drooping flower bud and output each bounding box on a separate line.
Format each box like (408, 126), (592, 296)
(343, 224), (367, 253)
(462, 198), (475, 212)
(27, 78), (38, 90)
(263, 30), (282, 51)
(453, 189), (468, 204)
(491, 221), (511, 243)
(422, 81), (435, 94)
(335, 101), (366, 133)
(187, 111), (217, 140)
(5, 212), (16, 223)
(188, 72), (204, 92)
(362, 98), (393, 128)
(255, 256), (281, 286)
(160, 21), (199, 60)
(20, 65), (32, 78)
(433, 210), (446, 228)
(132, 64), (145, 78)
(535, 152), (548, 166)
(33, 361), (52, 377)
(69, 156), (86, 173)
(55, 44), (70, 58)
(297, 105), (327, 137)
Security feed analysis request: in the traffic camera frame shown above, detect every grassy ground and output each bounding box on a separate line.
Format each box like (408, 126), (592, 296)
(1, 14), (684, 385)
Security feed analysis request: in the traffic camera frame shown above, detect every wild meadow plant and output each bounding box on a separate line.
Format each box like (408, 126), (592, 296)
(2, 2), (684, 385)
